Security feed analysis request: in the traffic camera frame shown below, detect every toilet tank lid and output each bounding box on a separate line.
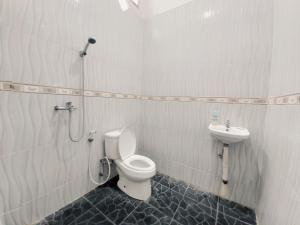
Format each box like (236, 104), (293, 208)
(119, 129), (136, 160)
(104, 129), (123, 138)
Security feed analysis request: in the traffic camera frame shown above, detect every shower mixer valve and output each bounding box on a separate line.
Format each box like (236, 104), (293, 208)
(54, 102), (77, 111)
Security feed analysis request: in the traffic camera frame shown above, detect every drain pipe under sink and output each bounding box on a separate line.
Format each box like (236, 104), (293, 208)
(219, 143), (229, 184)
(222, 144), (229, 184)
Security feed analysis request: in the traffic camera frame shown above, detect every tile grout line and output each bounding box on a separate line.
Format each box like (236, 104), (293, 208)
(215, 201), (256, 225)
(118, 201), (143, 225)
(83, 197), (116, 225)
(152, 177), (180, 225)
(157, 175), (220, 224)
(214, 199), (220, 225)
(157, 174), (256, 225)
(168, 184), (190, 225)
(212, 202), (257, 225)
(182, 189), (220, 217)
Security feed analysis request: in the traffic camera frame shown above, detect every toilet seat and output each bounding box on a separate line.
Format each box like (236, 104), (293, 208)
(119, 129), (136, 160)
(122, 155), (155, 171)
(115, 155), (156, 181)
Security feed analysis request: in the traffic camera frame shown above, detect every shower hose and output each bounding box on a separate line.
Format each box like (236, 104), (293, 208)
(69, 55), (111, 186)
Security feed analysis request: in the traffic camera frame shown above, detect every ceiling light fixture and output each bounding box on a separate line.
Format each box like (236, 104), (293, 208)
(118, 0), (140, 11)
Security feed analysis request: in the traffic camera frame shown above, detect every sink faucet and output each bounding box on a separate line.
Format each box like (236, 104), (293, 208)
(225, 120), (230, 131)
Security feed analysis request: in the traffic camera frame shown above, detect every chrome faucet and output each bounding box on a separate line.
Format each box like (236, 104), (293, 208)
(225, 120), (230, 131)
(54, 102), (77, 111)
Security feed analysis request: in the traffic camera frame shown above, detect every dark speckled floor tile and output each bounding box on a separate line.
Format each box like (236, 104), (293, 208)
(148, 183), (183, 217)
(185, 185), (219, 211)
(93, 189), (141, 224)
(120, 202), (173, 225)
(41, 197), (94, 225)
(174, 196), (217, 225)
(158, 175), (188, 195)
(152, 172), (164, 183)
(218, 198), (256, 225)
(69, 208), (114, 225)
(84, 183), (119, 206)
(36, 173), (257, 225)
(217, 212), (252, 225)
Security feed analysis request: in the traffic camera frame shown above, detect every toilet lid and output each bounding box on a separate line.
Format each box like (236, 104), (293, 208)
(118, 129), (136, 160)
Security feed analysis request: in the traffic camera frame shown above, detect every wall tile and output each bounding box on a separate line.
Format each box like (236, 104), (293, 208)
(256, 0), (300, 224)
(0, 1), (143, 224)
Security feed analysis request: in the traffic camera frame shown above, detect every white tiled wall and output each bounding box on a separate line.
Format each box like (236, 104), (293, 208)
(142, 0), (273, 98)
(257, 0), (300, 224)
(140, 101), (266, 208)
(0, 93), (141, 225)
(1, 0), (300, 224)
(0, 0), (143, 93)
(139, 0), (273, 208)
(0, 0), (143, 224)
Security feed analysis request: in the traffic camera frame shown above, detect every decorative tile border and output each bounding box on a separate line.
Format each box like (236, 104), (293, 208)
(0, 81), (299, 105)
(268, 93), (300, 105)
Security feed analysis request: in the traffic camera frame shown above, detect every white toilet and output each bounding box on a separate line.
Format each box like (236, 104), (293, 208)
(104, 128), (156, 200)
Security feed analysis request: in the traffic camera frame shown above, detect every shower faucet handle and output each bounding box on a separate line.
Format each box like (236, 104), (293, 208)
(66, 102), (77, 111)
(54, 102), (77, 111)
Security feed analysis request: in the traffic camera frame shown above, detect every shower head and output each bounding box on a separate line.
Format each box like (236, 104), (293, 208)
(80, 37), (96, 57)
(88, 38), (96, 44)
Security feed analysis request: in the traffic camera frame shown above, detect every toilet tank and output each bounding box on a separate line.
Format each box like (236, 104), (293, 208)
(104, 129), (123, 159)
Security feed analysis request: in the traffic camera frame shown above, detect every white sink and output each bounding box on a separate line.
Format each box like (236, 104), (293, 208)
(209, 124), (250, 144)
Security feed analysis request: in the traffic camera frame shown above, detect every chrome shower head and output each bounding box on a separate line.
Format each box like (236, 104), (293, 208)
(80, 37), (96, 57)
(88, 38), (96, 44)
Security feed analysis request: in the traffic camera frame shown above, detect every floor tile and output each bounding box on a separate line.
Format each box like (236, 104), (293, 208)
(173, 196), (217, 225)
(69, 208), (114, 225)
(148, 183), (183, 217)
(217, 212), (253, 225)
(152, 173), (164, 183)
(93, 189), (141, 224)
(84, 183), (118, 206)
(169, 219), (183, 225)
(41, 197), (94, 225)
(185, 185), (219, 211)
(218, 198), (256, 225)
(158, 175), (188, 195)
(35, 173), (257, 225)
(121, 202), (173, 225)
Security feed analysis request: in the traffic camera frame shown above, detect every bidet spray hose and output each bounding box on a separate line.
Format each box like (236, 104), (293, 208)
(88, 146), (111, 186)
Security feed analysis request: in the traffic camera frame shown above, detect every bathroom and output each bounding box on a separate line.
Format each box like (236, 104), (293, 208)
(0, 0), (299, 224)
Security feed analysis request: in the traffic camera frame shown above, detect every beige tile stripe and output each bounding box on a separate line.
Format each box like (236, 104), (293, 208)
(0, 81), (299, 105)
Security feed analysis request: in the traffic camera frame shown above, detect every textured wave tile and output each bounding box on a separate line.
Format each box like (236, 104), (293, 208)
(0, 0), (143, 224)
(140, 100), (265, 208)
(0, 92), (141, 225)
(0, 0), (143, 91)
(142, 0), (272, 98)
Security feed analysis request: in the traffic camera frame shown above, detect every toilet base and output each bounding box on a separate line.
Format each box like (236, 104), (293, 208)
(117, 171), (152, 201)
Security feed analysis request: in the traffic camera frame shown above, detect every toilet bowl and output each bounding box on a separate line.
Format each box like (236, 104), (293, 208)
(104, 128), (156, 200)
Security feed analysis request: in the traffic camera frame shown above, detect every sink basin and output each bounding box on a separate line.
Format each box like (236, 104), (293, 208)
(209, 124), (250, 144)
